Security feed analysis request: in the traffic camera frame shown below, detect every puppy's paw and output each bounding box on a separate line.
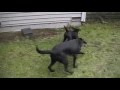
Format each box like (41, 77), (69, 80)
(81, 52), (85, 54)
(69, 71), (74, 74)
(48, 67), (55, 72)
(73, 65), (78, 68)
(68, 71), (74, 74)
(50, 69), (55, 72)
(65, 70), (74, 74)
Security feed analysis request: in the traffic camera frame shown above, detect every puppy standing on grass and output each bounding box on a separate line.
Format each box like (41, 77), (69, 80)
(36, 38), (87, 74)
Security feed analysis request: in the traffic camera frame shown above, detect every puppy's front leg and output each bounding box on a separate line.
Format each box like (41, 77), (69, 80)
(73, 55), (78, 68)
(62, 59), (73, 74)
(64, 64), (73, 74)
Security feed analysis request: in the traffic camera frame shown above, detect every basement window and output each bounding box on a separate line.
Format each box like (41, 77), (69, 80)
(71, 17), (81, 22)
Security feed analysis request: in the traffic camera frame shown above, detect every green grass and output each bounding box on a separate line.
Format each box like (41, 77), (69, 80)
(0, 22), (120, 78)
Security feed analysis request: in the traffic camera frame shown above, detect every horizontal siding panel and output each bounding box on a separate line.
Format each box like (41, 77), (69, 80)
(0, 12), (82, 18)
(0, 22), (81, 33)
(2, 21), (70, 27)
(3, 20), (69, 28)
(0, 12), (22, 15)
(0, 13), (81, 22)
(0, 22), (69, 32)
(1, 17), (71, 25)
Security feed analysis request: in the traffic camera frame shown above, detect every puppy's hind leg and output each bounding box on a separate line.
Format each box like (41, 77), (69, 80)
(48, 61), (56, 72)
(61, 57), (73, 74)
(48, 56), (56, 72)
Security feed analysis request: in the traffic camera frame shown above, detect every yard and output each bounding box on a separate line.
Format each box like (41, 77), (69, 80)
(0, 21), (120, 78)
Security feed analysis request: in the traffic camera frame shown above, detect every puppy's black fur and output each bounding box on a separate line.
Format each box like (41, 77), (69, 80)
(36, 38), (87, 74)
(63, 26), (80, 42)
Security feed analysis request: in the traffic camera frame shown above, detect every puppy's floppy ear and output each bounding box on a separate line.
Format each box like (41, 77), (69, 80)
(64, 26), (69, 32)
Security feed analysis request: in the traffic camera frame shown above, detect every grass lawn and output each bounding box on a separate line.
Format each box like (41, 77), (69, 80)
(0, 21), (120, 78)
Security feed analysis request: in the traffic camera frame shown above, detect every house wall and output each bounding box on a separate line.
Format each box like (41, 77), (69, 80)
(0, 12), (86, 32)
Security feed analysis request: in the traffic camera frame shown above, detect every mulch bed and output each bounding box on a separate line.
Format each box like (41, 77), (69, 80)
(0, 29), (61, 43)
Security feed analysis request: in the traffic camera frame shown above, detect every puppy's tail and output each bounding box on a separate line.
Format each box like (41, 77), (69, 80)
(36, 45), (52, 54)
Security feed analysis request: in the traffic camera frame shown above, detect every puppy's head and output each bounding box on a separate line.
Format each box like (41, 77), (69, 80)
(64, 26), (80, 41)
(64, 26), (69, 32)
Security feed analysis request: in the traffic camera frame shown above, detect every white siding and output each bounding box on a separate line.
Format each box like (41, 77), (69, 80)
(0, 12), (86, 32)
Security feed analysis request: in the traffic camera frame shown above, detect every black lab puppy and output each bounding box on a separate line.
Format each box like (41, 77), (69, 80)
(36, 38), (87, 74)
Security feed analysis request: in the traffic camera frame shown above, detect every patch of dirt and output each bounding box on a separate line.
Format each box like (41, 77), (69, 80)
(0, 31), (22, 43)
(33, 29), (60, 39)
(0, 29), (61, 43)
